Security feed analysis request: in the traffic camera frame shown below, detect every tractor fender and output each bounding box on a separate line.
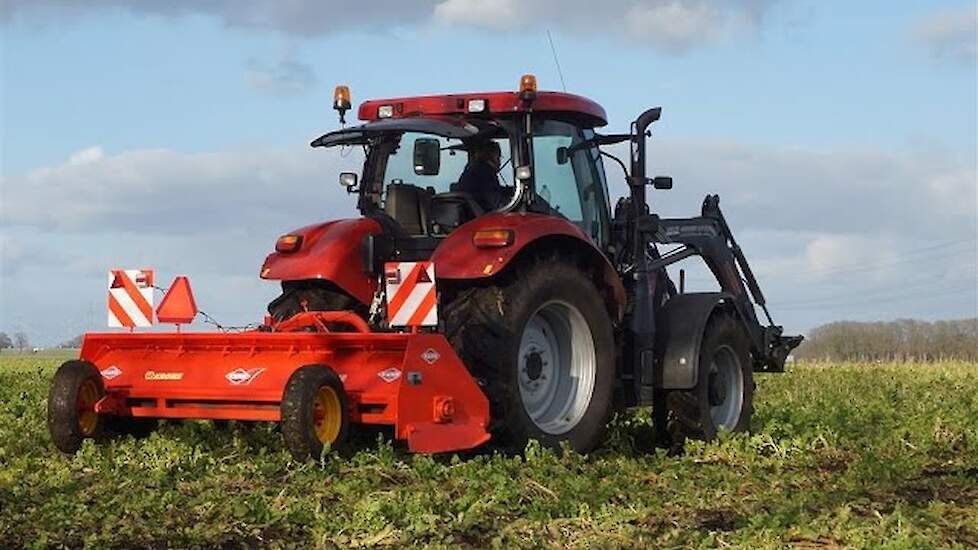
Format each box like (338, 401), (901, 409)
(656, 292), (733, 389)
(432, 212), (626, 320)
(259, 218), (382, 305)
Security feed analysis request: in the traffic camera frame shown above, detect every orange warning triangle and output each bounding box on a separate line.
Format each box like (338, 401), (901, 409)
(156, 276), (198, 324)
(416, 265), (432, 283)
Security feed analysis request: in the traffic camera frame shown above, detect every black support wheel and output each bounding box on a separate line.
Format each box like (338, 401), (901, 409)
(444, 259), (616, 453)
(47, 360), (106, 453)
(280, 365), (350, 461)
(661, 312), (753, 450)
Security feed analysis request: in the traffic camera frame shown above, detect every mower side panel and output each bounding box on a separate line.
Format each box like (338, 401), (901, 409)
(395, 335), (491, 452)
(432, 212), (626, 318)
(259, 218), (381, 304)
(654, 292), (729, 389)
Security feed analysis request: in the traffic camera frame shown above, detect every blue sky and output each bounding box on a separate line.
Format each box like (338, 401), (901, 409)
(2, 0), (976, 345)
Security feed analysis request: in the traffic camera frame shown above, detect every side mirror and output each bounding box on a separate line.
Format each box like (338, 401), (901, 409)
(556, 146), (569, 165)
(413, 138), (441, 176)
(652, 176), (673, 190)
(339, 172), (358, 190)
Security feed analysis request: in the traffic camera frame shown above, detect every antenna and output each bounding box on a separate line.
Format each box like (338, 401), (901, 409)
(546, 30), (567, 92)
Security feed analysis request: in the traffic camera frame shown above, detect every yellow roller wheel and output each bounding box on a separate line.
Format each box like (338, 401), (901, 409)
(281, 365), (350, 461)
(312, 386), (343, 445)
(48, 360), (106, 453)
(77, 379), (100, 436)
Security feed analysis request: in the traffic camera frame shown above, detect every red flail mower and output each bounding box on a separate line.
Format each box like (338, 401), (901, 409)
(48, 76), (801, 461)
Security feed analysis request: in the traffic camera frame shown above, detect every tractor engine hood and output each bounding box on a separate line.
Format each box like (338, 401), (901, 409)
(260, 218), (382, 305)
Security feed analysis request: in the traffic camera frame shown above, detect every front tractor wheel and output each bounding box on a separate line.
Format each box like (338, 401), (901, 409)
(445, 259), (615, 453)
(661, 313), (754, 447)
(47, 360), (106, 453)
(281, 365), (350, 461)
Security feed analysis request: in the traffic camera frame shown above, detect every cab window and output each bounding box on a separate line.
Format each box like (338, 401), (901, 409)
(532, 121), (609, 245)
(381, 133), (512, 194)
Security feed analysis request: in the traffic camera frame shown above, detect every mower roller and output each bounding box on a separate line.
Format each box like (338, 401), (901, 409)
(49, 75), (801, 460)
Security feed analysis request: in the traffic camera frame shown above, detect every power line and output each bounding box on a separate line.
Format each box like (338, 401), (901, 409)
(777, 282), (977, 311)
(666, 237), (976, 286)
(787, 238), (976, 278)
(774, 268), (978, 307)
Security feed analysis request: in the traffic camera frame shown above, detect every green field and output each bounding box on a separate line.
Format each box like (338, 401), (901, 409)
(1, 353), (975, 548)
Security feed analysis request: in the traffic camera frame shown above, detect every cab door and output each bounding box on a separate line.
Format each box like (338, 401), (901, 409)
(531, 120), (610, 248)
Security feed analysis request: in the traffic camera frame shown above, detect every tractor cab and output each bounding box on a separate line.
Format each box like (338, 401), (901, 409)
(310, 77), (614, 248)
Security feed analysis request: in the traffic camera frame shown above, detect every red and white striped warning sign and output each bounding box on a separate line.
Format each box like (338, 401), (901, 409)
(107, 269), (154, 328)
(384, 261), (437, 327)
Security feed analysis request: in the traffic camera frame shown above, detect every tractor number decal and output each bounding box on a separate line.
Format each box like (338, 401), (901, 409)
(384, 262), (437, 327)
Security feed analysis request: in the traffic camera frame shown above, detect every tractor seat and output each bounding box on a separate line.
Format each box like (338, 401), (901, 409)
(384, 183), (433, 235)
(431, 192), (485, 232)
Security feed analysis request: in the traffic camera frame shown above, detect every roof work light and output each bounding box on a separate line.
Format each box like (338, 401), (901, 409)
(519, 74), (537, 101)
(333, 85), (352, 124)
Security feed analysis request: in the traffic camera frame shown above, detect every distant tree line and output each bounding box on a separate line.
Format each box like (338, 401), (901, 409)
(59, 334), (84, 349)
(0, 332), (29, 352)
(795, 318), (978, 362)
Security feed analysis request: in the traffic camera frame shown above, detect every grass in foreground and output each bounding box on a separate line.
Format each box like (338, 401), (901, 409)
(1, 355), (976, 548)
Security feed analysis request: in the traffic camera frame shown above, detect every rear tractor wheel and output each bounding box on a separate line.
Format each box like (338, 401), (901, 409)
(281, 365), (350, 461)
(47, 360), (106, 453)
(444, 259), (615, 453)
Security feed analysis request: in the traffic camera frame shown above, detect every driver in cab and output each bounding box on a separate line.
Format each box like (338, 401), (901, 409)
(453, 140), (507, 212)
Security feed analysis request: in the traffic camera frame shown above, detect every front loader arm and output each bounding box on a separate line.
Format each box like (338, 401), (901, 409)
(650, 195), (802, 371)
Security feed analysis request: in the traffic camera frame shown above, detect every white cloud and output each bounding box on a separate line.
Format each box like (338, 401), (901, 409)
(2, 138), (975, 344)
(912, 5), (977, 65)
(624, 2), (728, 54)
(432, 0), (773, 52)
(639, 140), (977, 240)
(1, 0), (438, 36)
(433, 0), (518, 31)
(3, 0), (778, 54)
(68, 146), (104, 166)
(2, 146), (361, 233)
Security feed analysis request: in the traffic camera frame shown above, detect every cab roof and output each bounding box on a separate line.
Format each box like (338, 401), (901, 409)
(357, 91), (608, 128)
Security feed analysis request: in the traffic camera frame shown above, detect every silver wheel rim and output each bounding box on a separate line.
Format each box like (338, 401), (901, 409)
(708, 344), (744, 430)
(517, 300), (596, 435)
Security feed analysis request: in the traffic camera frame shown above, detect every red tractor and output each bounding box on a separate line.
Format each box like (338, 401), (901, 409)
(48, 76), (801, 460)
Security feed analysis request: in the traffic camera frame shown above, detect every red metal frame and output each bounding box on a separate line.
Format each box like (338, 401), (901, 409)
(85, 312), (490, 453)
(358, 91), (608, 127)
